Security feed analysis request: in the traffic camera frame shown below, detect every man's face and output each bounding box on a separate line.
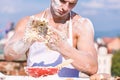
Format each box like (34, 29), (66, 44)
(51, 0), (78, 17)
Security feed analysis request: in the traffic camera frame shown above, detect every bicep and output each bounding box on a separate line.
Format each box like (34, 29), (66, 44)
(77, 18), (97, 57)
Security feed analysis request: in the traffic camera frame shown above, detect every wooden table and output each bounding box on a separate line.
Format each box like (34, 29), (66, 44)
(1, 75), (90, 80)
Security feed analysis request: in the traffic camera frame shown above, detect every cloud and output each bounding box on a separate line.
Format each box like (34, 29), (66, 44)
(0, 6), (16, 14)
(80, 1), (104, 9)
(0, 0), (49, 14)
(80, 0), (120, 9)
(107, 4), (120, 10)
(108, 0), (120, 3)
(78, 0), (104, 16)
(81, 10), (98, 16)
(0, 0), (25, 14)
(106, 0), (120, 10)
(0, 0), (16, 14)
(78, 0), (120, 16)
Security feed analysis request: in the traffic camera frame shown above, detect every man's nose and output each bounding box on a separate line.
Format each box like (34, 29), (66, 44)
(62, 3), (69, 11)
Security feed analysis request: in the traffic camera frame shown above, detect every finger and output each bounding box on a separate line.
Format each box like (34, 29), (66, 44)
(90, 75), (96, 80)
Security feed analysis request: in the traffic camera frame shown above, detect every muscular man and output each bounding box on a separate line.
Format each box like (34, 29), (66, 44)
(4, 0), (98, 77)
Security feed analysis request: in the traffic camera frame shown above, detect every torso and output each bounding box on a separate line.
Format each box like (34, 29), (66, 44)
(31, 9), (80, 48)
(14, 8), (95, 77)
(26, 9), (83, 77)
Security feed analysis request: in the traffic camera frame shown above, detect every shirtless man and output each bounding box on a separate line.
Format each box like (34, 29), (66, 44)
(4, 0), (98, 77)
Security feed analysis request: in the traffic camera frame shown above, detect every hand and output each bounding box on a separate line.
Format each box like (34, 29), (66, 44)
(46, 26), (67, 51)
(90, 73), (111, 80)
(23, 21), (47, 43)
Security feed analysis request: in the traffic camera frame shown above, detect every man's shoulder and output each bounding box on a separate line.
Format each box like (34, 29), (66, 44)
(72, 12), (94, 34)
(71, 11), (84, 22)
(72, 12), (92, 26)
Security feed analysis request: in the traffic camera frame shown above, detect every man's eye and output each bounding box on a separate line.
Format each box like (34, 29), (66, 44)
(69, 3), (76, 6)
(60, 0), (66, 3)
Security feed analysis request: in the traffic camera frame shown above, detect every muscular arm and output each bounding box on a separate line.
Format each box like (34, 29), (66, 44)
(57, 18), (98, 76)
(75, 18), (98, 75)
(4, 17), (30, 61)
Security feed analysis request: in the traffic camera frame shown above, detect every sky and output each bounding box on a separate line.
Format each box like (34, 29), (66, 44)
(0, 0), (120, 38)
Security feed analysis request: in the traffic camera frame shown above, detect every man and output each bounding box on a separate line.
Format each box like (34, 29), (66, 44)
(4, 0), (98, 77)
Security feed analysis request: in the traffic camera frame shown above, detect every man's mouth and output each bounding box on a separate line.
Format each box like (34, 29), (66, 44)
(57, 10), (66, 15)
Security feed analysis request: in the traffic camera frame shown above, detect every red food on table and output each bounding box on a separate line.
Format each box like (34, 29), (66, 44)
(25, 67), (59, 77)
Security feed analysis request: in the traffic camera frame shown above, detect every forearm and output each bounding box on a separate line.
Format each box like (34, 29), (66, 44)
(4, 39), (31, 61)
(58, 43), (98, 75)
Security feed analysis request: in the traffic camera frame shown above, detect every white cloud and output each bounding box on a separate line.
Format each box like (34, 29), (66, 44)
(107, 4), (120, 10)
(80, 0), (120, 10)
(80, 1), (104, 9)
(0, 0), (49, 14)
(108, 0), (120, 3)
(78, 0), (120, 16)
(78, 0), (104, 16)
(0, 6), (16, 14)
(0, 0), (23, 14)
(106, 0), (120, 9)
(81, 10), (98, 16)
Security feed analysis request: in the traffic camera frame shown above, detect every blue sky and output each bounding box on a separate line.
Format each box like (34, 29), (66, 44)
(0, 0), (120, 38)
